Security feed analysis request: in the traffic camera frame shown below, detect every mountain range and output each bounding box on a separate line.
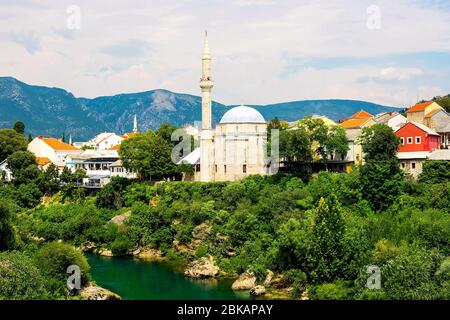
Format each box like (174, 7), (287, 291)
(0, 77), (400, 140)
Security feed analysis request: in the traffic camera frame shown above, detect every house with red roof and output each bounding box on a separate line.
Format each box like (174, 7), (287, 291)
(395, 122), (440, 177)
(28, 136), (81, 168)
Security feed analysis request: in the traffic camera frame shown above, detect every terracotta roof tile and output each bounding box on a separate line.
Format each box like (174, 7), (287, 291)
(407, 101), (433, 113)
(36, 157), (51, 166)
(350, 110), (373, 119)
(340, 118), (371, 129)
(109, 144), (121, 151)
(39, 137), (79, 151)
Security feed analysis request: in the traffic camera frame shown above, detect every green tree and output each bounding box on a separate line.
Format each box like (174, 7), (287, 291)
(34, 242), (91, 288)
(15, 183), (42, 208)
(156, 122), (179, 145)
(59, 167), (75, 184)
(38, 163), (60, 195)
(280, 128), (312, 164)
(324, 125), (349, 160)
(0, 129), (28, 162)
(28, 133), (33, 143)
(7, 151), (40, 186)
(359, 160), (404, 211)
(95, 177), (131, 209)
(119, 131), (176, 180)
(310, 195), (346, 282)
(299, 117), (348, 161)
(359, 124), (400, 162)
(419, 160), (450, 184)
(0, 252), (49, 300)
(0, 202), (15, 250)
(433, 94), (450, 113)
(13, 121), (25, 135)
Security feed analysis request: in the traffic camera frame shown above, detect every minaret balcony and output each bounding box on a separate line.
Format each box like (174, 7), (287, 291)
(200, 79), (214, 89)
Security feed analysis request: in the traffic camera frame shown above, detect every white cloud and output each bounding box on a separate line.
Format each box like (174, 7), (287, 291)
(0, 0), (449, 107)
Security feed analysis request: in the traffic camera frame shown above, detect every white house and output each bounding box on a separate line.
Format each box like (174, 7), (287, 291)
(85, 132), (124, 151)
(110, 159), (138, 179)
(0, 160), (13, 182)
(28, 136), (81, 169)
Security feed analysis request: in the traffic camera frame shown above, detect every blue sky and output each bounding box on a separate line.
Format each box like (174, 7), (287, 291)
(1, 0), (450, 107)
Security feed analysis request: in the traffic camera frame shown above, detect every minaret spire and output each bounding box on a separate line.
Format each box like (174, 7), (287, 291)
(200, 30), (213, 129)
(133, 113), (138, 133)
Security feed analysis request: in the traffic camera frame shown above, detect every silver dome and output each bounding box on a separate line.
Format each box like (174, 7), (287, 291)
(219, 105), (266, 124)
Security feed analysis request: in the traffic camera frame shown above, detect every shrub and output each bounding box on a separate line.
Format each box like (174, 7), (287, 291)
(34, 242), (90, 287)
(382, 245), (443, 299)
(0, 202), (16, 250)
(15, 183), (42, 208)
(284, 269), (307, 298)
(95, 177), (132, 209)
(0, 251), (49, 299)
(419, 160), (450, 184)
(111, 235), (133, 257)
(310, 280), (351, 300)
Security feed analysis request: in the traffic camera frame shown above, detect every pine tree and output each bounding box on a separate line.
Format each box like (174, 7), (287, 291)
(310, 195), (346, 282)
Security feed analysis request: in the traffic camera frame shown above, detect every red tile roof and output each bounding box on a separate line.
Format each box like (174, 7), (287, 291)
(39, 137), (78, 151)
(350, 110), (373, 119)
(340, 118), (371, 129)
(36, 157), (51, 166)
(407, 101), (433, 113)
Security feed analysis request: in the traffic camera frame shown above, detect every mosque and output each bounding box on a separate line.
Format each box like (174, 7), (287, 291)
(181, 33), (270, 182)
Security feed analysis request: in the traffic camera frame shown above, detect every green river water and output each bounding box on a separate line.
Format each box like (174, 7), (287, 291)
(86, 254), (251, 300)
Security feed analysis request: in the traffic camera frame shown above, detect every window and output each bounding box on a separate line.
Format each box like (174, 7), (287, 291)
(215, 164), (217, 172)
(195, 164), (200, 172)
(412, 162), (416, 169)
(224, 165), (227, 173)
(401, 162), (405, 168)
(407, 137), (413, 144)
(415, 136), (421, 144)
(243, 164), (247, 173)
(400, 137), (405, 145)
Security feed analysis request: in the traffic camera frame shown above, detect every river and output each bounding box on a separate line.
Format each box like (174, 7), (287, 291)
(86, 254), (251, 300)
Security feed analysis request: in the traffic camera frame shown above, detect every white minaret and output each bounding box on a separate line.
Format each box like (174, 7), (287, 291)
(199, 31), (215, 181)
(200, 31), (213, 129)
(133, 113), (138, 133)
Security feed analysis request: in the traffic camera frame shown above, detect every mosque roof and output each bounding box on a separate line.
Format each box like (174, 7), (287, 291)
(219, 105), (265, 124)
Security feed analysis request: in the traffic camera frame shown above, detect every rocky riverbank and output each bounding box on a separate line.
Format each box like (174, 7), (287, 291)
(79, 283), (121, 300)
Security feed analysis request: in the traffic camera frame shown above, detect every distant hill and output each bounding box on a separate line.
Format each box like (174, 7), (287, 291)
(0, 77), (400, 140)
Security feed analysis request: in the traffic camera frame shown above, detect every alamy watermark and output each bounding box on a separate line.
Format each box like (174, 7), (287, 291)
(67, 265), (81, 290)
(366, 5), (381, 30)
(366, 265), (381, 290)
(66, 5), (81, 30)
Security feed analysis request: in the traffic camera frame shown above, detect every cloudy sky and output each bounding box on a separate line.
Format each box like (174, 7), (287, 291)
(1, 0), (450, 107)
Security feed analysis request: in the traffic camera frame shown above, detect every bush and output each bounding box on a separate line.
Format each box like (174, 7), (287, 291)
(382, 245), (443, 299)
(0, 251), (49, 299)
(419, 160), (450, 184)
(96, 177), (132, 209)
(310, 280), (351, 300)
(34, 242), (90, 288)
(15, 183), (42, 208)
(111, 236), (133, 257)
(0, 202), (16, 250)
(284, 269), (307, 298)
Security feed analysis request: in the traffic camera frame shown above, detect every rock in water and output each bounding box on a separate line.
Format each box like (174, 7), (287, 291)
(79, 283), (121, 300)
(232, 271), (257, 290)
(250, 285), (266, 296)
(184, 256), (219, 278)
(133, 247), (164, 262)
